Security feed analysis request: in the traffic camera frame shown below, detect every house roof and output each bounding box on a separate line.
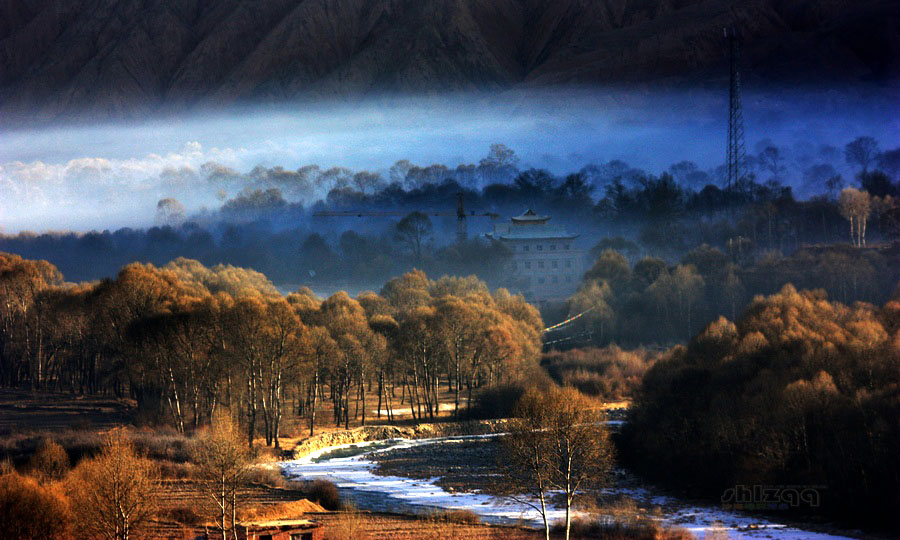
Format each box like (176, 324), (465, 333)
(511, 209), (549, 223)
(242, 519), (320, 529)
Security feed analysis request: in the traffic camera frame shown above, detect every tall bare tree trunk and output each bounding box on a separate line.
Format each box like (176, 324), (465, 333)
(309, 368), (319, 436)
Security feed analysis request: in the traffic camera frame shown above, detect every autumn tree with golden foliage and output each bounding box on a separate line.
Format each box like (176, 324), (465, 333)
(0, 254), (544, 447)
(67, 428), (160, 540)
(28, 438), (69, 482)
(193, 409), (250, 540)
(500, 386), (614, 540)
(0, 471), (70, 540)
(625, 284), (900, 528)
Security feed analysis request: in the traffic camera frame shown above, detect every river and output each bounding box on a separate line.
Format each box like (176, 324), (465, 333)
(280, 436), (859, 540)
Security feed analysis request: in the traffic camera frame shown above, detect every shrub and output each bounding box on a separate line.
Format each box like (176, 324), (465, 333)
(244, 466), (290, 487)
(28, 438), (69, 481)
(466, 382), (528, 419)
(130, 429), (192, 462)
(430, 508), (481, 524)
(0, 471), (70, 540)
(556, 518), (693, 540)
(307, 478), (342, 510)
(156, 459), (197, 479)
(541, 345), (657, 400)
(160, 505), (202, 525)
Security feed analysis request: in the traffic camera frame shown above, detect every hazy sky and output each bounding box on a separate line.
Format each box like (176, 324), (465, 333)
(1, 88), (896, 233)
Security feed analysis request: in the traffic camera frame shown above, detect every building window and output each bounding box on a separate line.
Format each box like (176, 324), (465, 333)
(538, 277), (545, 284)
(565, 259), (572, 268)
(551, 260), (558, 269)
(524, 261), (531, 269)
(538, 261), (544, 269)
(536, 244), (543, 251)
(550, 244), (556, 250)
(552, 275), (558, 283)
(524, 245), (530, 252)
(512, 262), (518, 270)
(565, 275), (572, 283)
(564, 243), (570, 250)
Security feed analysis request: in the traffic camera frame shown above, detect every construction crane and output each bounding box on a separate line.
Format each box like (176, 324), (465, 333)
(313, 193), (499, 243)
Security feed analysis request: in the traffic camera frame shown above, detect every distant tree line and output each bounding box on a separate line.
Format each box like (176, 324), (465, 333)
(558, 243), (899, 348)
(622, 284), (900, 529)
(1, 138), (897, 292)
(0, 253), (542, 444)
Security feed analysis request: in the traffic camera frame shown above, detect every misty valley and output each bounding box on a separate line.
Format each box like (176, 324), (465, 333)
(1, 1), (898, 539)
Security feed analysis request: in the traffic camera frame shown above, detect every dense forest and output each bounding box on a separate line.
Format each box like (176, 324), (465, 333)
(557, 243), (899, 347)
(623, 285), (900, 528)
(0, 253), (542, 445)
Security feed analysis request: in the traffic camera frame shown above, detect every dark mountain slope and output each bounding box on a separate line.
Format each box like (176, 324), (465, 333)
(1, 0), (897, 121)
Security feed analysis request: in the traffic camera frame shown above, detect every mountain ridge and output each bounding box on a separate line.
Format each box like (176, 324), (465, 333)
(1, 0), (897, 122)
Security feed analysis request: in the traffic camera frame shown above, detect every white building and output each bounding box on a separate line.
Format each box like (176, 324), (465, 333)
(487, 209), (587, 303)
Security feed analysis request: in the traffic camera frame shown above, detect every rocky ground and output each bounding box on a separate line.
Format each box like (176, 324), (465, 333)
(371, 437), (505, 495)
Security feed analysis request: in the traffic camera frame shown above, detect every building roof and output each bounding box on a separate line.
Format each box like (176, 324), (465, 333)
(242, 519), (320, 529)
(486, 209), (579, 240)
(493, 230), (578, 240)
(511, 209), (549, 223)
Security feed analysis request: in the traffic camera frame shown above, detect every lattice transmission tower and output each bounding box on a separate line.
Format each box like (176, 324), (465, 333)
(724, 26), (746, 192)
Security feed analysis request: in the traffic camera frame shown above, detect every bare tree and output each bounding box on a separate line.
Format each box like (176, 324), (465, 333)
(481, 143), (519, 168)
(845, 136), (879, 175)
(67, 429), (159, 540)
(839, 188), (872, 246)
(498, 387), (554, 540)
(156, 197), (186, 226)
(759, 146), (786, 180)
(500, 387), (615, 540)
(394, 211), (433, 261)
(193, 409), (250, 540)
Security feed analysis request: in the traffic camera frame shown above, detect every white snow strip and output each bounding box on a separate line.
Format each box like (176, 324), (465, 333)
(282, 437), (573, 526)
(280, 437), (858, 539)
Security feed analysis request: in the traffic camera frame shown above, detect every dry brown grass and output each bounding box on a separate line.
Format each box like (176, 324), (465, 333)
(324, 506), (368, 540)
(239, 499), (327, 521)
(314, 511), (541, 540)
(427, 508), (481, 524)
(157, 505), (203, 526)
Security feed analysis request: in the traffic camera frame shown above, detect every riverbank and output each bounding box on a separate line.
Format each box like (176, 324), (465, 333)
(281, 434), (867, 540)
(287, 419), (509, 459)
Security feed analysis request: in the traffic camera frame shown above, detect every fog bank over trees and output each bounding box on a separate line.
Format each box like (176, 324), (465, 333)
(1, 88), (896, 231)
(1, 131), (897, 298)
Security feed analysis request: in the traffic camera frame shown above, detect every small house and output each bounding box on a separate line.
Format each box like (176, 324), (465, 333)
(237, 519), (323, 540)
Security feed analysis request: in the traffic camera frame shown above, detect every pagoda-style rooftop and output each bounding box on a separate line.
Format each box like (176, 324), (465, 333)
(487, 209), (577, 241)
(511, 209), (550, 224)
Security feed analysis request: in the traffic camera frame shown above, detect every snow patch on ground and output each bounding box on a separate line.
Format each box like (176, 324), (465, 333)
(281, 437), (857, 539)
(282, 437), (566, 526)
